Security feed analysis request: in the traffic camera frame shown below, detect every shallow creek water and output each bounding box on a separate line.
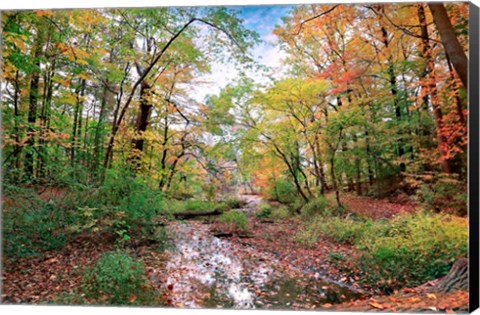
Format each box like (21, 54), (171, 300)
(161, 195), (362, 309)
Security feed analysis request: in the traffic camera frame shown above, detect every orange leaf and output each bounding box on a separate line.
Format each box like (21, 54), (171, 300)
(129, 295), (136, 303)
(369, 302), (385, 310)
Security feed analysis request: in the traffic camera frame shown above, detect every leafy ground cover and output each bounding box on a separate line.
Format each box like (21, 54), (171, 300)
(1, 190), (469, 312)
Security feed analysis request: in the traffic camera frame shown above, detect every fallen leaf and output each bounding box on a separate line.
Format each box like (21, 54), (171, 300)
(369, 302), (385, 310)
(427, 293), (437, 300)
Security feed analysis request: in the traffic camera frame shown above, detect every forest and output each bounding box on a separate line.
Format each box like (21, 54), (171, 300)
(1, 2), (470, 312)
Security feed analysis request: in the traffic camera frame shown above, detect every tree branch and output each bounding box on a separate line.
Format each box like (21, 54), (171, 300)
(291, 5), (339, 36)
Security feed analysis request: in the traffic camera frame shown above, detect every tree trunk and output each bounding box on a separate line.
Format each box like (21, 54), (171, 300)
(430, 257), (468, 292)
(379, 15), (405, 173)
(93, 84), (108, 179)
(131, 80), (153, 171)
(12, 70), (22, 169)
(25, 57), (41, 178)
(428, 3), (468, 91)
(71, 79), (86, 168)
(330, 155), (342, 208)
(418, 5), (452, 174)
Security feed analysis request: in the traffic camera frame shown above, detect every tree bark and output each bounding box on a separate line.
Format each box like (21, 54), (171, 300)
(428, 3), (468, 91)
(430, 257), (468, 292)
(25, 50), (41, 178)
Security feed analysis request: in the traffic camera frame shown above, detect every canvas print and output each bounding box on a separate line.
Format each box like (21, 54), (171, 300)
(0, 1), (474, 312)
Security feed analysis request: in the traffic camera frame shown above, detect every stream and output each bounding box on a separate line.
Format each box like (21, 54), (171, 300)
(159, 195), (362, 309)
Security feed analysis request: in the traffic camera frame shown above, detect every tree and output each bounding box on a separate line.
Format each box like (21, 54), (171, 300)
(428, 3), (468, 91)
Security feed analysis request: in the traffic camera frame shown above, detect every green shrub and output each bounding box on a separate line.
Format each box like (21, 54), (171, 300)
(296, 211), (467, 293)
(82, 249), (157, 305)
(256, 202), (272, 218)
(224, 197), (245, 209)
(416, 175), (467, 216)
(268, 180), (297, 203)
(295, 228), (321, 247)
(3, 194), (71, 258)
(355, 212), (467, 293)
(166, 199), (226, 214)
(301, 196), (330, 217)
(218, 210), (249, 233)
(296, 215), (366, 246)
(271, 205), (294, 220)
(321, 216), (367, 244)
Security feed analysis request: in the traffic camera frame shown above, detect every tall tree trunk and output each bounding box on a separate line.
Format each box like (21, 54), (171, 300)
(37, 63), (54, 178)
(12, 70), (22, 169)
(71, 79), (86, 168)
(353, 134), (362, 195)
(379, 14), (406, 172)
(131, 80), (153, 171)
(418, 5), (452, 174)
(25, 47), (42, 179)
(158, 115), (170, 190)
(273, 143), (309, 203)
(364, 124), (374, 190)
(428, 3), (468, 91)
(330, 155), (342, 208)
(93, 84), (109, 179)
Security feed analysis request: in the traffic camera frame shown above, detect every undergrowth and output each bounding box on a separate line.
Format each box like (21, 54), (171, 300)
(81, 249), (161, 305)
(218, 210), (249, 233)
(296, 211), (467, 294)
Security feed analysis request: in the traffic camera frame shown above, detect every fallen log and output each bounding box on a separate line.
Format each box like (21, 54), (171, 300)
(173, 209), (223, 220)
(213, 232), (233, 238)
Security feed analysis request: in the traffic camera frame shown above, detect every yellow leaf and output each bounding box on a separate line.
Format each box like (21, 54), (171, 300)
(10, 36), (28, 52)
(78, 73), (92, 81)
(427, 293), (437, 300)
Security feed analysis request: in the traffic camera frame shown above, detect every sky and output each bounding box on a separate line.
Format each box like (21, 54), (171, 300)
(188, 4), (295, 103)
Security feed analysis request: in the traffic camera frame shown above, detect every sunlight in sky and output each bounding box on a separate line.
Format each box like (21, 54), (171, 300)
(189, 4), (294, 103)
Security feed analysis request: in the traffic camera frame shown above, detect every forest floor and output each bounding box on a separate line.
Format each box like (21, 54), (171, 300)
(1, 191), (469, 312)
